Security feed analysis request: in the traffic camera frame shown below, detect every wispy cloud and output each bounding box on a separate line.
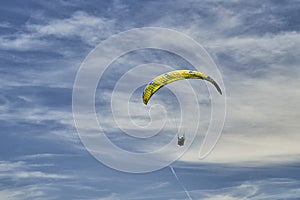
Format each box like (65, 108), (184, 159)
(0, 185), (50, 200)
(0, 34), (49, 51)
(27, 11), (116, 45)
(0, 21), (13, 28)
(0, 159), (112, 199)
(198, 178), (300, 200)
(208, 31), (300, 70)
(0, 160), (70, 180)
(0, 11), (117, 51)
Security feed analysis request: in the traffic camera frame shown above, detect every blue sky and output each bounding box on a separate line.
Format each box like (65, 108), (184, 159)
(1, 0), (300, 199)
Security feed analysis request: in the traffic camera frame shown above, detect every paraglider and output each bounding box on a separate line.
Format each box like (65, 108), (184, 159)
(142, 69), (222, 105)
(142, 69), (222, 146)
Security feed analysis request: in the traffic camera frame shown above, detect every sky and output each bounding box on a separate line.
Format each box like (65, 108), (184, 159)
(1, 0), (300, 199)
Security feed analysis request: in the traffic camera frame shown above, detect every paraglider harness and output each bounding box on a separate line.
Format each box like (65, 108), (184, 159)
(177, 133), (185, 146)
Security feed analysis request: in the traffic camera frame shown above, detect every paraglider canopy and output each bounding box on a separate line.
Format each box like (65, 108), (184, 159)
(142, 69), (222, 105)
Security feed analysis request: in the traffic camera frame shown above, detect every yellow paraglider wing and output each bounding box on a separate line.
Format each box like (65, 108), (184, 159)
(142, 70), (222, 105)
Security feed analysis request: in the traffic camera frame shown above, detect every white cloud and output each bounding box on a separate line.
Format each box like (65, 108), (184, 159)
(208, 36), (300, 164)
(202, 196), (241, 200)
(208, 31), (300, 66)
(198, 178), (300, 200)
(0, 161), (25, 171)
(13, 171), (69, 179)
(92, 193), (120, 200)
(0, 22), (12, 28)
(0, 94), (79, 144)
(0, 160), (70, 180)
(147, 1), (246, 41)
(19, 153), (77, 160)
(0, 34), (49, 51)
(28, 11), (116, 45)
(0, 11), (117, 51)
(0, 186), (47, 200)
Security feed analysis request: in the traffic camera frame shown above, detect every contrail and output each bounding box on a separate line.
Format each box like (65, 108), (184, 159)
(169, 165), (193, 200)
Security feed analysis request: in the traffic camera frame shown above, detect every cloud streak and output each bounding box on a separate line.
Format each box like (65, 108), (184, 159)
(199, 178), (300, 200)
(0, 160), (70, 180)
(0, 11), (117, 52)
